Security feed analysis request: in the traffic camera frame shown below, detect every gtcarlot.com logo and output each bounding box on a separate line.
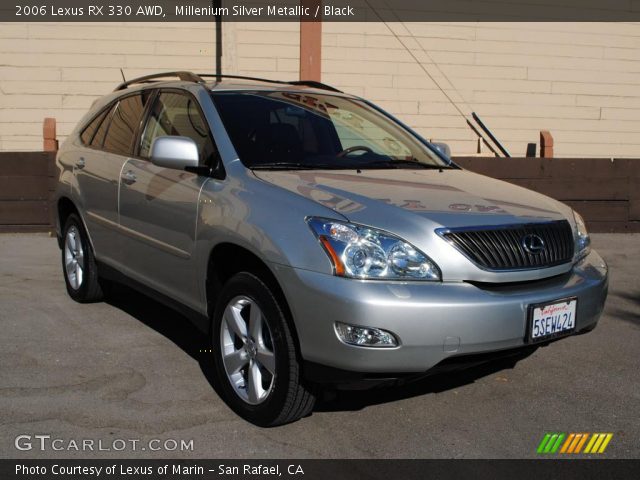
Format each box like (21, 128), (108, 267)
(536, 432), (613, 455)
(14, 435), (194, 452)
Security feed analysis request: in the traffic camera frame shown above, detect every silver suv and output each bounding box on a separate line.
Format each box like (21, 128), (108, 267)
(55, 71), (608, 426)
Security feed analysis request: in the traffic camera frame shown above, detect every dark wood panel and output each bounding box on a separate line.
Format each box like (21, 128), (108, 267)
(563, 200), (628, 222)
(545, 158), (635, 179)
(0, 152), (638, 232)
(587, 221), (640, 233)
(454, 157), (553, 179)
(507, 178), (629, 201)
(0, 176), (51, 200)
(452, 157), (639, 232)
(0, 152), (56, 177)
(629, 187), (640, 221)
(454, 157), (640, 181)
(0, 225), (53, 233)
(0, 200), (50, 225)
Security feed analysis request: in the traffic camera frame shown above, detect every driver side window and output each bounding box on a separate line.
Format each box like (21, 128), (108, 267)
(139, 91), (217, 166)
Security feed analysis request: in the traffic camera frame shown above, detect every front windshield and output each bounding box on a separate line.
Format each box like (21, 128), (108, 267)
(211, 91), (450, 170)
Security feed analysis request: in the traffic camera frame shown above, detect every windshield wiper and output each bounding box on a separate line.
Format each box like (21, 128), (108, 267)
(251, 162), (355, 170)
(362, 159), (451, 169)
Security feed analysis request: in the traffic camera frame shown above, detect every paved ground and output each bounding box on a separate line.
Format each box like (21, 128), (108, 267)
(0, 233), (638, 459)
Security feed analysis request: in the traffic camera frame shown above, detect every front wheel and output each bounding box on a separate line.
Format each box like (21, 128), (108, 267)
(211, 272), (315, 426)
(61, 213), (103, 303)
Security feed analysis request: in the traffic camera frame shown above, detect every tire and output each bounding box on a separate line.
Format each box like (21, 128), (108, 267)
(211, 272), (315, 427)
(61, 213), (104, 303)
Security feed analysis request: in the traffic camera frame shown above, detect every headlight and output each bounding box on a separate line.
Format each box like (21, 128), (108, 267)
(573, 210), (591, 261)
(307, 217), (441, 281)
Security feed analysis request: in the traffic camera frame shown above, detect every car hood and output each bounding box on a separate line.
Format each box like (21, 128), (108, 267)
(252, 168), (575, 283)
(253, 168), (570, 229)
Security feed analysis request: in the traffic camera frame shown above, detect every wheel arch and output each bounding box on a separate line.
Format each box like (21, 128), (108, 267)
(206, 243), (302, 356)
(56, 196), (94, 253)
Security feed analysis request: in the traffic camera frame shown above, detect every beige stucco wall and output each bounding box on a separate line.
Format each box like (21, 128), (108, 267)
(322, 22), (640, 158)
(1, 21), (640, 158)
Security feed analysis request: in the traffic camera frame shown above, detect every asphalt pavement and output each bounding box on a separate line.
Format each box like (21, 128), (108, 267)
(0, 233), (638, 459)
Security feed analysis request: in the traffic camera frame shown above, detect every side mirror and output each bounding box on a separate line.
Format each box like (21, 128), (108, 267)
(150, 136), (199, 170)
(431, 142), (451, 158)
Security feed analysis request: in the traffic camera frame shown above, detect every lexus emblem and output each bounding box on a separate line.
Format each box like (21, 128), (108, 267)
(522, 234), (545, 254)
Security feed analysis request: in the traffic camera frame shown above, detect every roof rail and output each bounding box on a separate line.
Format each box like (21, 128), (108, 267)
(197, 74), (288, 86)
(198, 74), (343, 93)
(114, 71), (343, 94)
(287, 80), (342, 93)
(114, 71), (204, 91)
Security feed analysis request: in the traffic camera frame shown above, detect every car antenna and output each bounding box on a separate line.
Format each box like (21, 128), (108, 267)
(119, 68), (126, 83)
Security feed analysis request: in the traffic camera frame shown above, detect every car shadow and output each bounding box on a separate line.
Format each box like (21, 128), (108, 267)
(314, 346), (537, 412)
(105, 283), (537, 414)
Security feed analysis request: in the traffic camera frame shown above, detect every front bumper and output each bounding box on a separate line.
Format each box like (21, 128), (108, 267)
(273, 249), (608, 373)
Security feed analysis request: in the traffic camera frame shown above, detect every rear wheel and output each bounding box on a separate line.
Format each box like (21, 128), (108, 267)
(61, 214), (103, 303)
(212, 272), (315, 426)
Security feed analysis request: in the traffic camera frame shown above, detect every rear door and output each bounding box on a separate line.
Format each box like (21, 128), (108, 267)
(74, 100), (126, 264)
(118, 90), (218, 311)
(78, 92), (152, 267)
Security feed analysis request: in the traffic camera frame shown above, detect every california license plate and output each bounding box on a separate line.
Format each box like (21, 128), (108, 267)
(528, 297), (577, 342)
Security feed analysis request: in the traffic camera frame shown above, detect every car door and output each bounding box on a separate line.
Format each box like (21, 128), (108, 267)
(118, 90), (217, 311)
(74, 101), (129, 264)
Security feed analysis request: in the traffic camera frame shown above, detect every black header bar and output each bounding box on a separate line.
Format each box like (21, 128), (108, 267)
(4, 0), (640, 22)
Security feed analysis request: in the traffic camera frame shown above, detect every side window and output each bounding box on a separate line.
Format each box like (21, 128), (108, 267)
(91, 103), (117, 148)
(140, 92), (217, 165)
(103, 94), (149, 156)
(80, 107), (110, 145)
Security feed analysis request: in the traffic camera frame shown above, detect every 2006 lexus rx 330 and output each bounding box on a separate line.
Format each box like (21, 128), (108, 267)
(55, 72), (608, 426)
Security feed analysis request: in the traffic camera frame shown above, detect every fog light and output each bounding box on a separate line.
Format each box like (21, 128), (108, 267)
(334, 322), (398, 347)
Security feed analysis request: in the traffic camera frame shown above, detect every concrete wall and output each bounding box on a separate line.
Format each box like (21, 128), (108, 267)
(2, 21), (640, 158)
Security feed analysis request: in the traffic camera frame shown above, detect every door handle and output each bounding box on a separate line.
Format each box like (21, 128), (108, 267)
(74, 157), (85, 170)
(121, 170), (137, 185)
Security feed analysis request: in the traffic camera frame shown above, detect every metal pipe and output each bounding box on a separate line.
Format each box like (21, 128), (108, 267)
(472, 112), (511, 157)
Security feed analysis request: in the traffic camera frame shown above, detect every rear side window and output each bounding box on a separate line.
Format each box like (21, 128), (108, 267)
(103, 93), (150, 156)
(91, 103), (116, 148)
(80, 107), (110, 145)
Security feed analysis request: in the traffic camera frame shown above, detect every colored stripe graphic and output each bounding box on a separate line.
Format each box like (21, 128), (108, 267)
(584, 433), (614, 454)
(567, 434), (583, 453)
(560, 433), (575, 453)
(539, 433), (613, 454)
(574, 433), (589, 453)
(598, 434), (613, 453)
(537, 433), (552, 454)
(550, 433), (565, 453)
(584, 433), (599, 453)
(537, 433), (566, 454)
(544, 434), (559, 453)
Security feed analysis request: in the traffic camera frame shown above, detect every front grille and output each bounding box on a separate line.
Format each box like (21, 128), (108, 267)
(440, 220), (574, 270)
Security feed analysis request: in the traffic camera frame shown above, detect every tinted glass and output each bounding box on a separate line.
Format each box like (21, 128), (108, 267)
(80, 107), (109, 145)
(91, 103), (116, 148)
(212, 92), (448, 170)
(103, 94), (149, 156)
(140, 92), (216, 165)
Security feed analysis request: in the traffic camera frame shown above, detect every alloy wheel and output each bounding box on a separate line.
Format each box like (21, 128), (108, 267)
(220, 296), (276, 405)
(64, 226), (84, 290)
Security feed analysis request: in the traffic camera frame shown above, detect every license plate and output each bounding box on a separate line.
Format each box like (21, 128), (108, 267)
(528, 297), (577, 342)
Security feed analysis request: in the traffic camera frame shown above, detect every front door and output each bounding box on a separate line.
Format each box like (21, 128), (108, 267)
(118, 91), (219, 311)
